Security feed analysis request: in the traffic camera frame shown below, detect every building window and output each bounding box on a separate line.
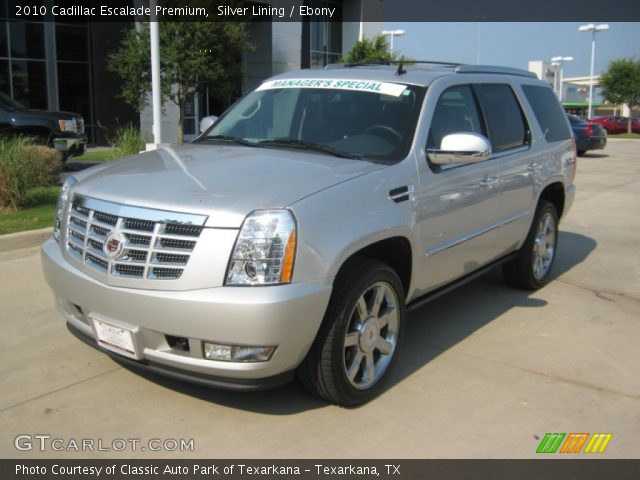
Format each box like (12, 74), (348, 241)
(308, 0), (342, 68)
(11, 60), (47, 108)
(0, 20), (7, 57)
(1, 20), (48, 107)
(9, 22), (45, 59)
(57, 63), (90, 118)
(0, 16), (96, 142)
(56, 25), (89, 62)
(0, 60), (9, 95)
(56, 22), (94, 141)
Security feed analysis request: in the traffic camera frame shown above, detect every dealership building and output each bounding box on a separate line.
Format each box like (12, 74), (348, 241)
(1, 0), (382, 145)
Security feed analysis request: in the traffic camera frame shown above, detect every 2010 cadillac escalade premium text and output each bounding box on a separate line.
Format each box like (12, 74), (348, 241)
(42, 63), (576, 406)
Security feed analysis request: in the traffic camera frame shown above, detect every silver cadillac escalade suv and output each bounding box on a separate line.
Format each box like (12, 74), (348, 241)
(42, 63), (576, 406)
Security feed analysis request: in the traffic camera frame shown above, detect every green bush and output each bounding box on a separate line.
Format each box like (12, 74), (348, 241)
(22, 186), (61, 207)
(107, 124), (147, 158)
(0, 137), (62, 211)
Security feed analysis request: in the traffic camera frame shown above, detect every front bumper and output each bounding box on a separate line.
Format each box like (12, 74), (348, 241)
(53, 135), (87, 157)
(41, 239), (332, 389)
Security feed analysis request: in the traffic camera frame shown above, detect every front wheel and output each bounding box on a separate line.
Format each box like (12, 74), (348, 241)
(503, 200), (558, 290)
(298, 259), (406, 407)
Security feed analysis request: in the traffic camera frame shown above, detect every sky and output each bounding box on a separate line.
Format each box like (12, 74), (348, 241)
(381, 22), (639, 78)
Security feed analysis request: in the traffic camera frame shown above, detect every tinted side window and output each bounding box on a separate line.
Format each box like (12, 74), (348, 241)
(427, 85), (485, 149)
(475, 84), (528, 152)
(567, 115), (582, 126)
(522, 85), (572, 142)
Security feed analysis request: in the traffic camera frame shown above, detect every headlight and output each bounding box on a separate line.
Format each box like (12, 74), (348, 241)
(53, 176), (77, 241)
(58, 119), (77, 133)
(226, 209), (297, 286)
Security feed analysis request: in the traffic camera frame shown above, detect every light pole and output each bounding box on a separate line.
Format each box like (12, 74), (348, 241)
(475, 16), (486, 64)
(381, 29), (406, 54)
(578, 23), (609, 119)
(150, 0), (162, 147)
(550, 56), (573, 102)
(551, 62), (560, 97)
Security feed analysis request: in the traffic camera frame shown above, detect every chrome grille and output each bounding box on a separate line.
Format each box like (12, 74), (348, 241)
(164, 224), (203, 236)
(114, 264), (145, 277)
(124, 218), (155, 232)
(158, 238), (196, 250)
(126, 233), (152, 246)
(94, 211), (118, 225)
(65, 195), (206, 281)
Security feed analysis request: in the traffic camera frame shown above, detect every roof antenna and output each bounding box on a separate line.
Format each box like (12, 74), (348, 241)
(396, 62), (406, 76)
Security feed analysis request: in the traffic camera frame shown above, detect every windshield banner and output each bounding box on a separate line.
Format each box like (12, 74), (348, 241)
(256, 79), (408, 97)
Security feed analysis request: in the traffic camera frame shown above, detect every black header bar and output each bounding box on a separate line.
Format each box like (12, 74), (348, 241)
(2, 0), (640, 22)
(2, 459), (640, 480)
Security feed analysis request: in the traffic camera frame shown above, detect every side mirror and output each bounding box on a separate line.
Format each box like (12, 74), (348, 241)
(199, 115), (218, 133)
(427, 133), (492, 165)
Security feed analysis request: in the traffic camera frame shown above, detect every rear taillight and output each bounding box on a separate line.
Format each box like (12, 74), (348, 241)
(585, 125), (593, 137)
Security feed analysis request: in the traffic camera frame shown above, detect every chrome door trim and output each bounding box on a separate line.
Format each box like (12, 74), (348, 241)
(425, 209), (529, 256)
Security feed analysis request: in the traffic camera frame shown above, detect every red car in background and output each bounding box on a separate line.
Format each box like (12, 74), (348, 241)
(588, 116), (640, 134)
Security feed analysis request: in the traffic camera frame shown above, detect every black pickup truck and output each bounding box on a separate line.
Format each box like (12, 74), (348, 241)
(0, 92), (87, 160)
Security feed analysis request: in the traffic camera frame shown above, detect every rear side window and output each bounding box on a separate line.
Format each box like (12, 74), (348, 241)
(522, 85), (572, 142)
(474, 84), (529, 152)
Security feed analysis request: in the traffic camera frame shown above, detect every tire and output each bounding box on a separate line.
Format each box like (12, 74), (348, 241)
(577, 150), (586, 157)
(502, 200), (558, 290)
(298, 259), (406, 407)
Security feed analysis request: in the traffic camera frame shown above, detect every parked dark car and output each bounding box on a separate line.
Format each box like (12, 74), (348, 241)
(587, 116), (640, 135)
(0, 92), (87, 160)
(568, 114), (606, 156)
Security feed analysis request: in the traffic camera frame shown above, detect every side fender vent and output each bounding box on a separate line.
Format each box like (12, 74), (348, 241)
(388, 186), (413, 203)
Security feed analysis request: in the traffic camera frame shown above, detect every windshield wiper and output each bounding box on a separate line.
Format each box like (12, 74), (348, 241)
(195, 135), (257, 147)
(258, 139), (362, 159)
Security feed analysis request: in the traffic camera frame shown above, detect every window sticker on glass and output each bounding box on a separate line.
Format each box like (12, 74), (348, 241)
(256, 78), (408, 97)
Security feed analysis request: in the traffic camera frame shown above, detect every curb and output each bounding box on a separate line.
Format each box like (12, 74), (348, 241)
(0, 227), (53, 252)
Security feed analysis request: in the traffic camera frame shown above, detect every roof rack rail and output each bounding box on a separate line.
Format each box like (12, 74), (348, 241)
(323, 62), (538, 78)
(324, 60), (462, 69)
(455, 65), (537, 78)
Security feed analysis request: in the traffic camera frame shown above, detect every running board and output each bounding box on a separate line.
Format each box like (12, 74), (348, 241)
(407, 252), (518, 311)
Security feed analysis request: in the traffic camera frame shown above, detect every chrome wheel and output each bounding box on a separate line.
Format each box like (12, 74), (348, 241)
(343, 282), (399, 390)
(532, 211), (556, 281)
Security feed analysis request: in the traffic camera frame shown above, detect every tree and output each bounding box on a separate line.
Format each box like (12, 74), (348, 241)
(340, 35), (411, 64)
(108, 22), (250, 143)
(599, 58), (640, 133)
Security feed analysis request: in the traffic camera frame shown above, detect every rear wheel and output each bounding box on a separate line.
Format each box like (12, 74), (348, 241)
(298, 259), (405, 407)
(503, 200), (558, 290)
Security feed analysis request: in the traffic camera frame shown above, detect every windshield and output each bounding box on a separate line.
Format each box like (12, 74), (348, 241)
(199, 79), (425, 163)
(0, 92), (25, 111)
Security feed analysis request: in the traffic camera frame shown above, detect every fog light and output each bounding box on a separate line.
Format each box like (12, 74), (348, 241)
(204, 343), (232, 361)
(203, 342), (275, 362)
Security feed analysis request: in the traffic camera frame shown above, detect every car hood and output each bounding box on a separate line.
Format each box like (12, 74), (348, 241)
(14, 108), (81, 120)
(72, 143), (382, 228)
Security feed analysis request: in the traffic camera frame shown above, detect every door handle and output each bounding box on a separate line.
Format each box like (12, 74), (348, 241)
(480, 175), (500, 187)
